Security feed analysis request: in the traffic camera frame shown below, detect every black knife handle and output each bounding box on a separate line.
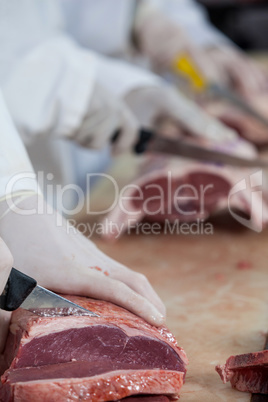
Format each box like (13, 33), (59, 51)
(0, 268), (37, 311)
(133, 128), (154, 154)
(110, 129), (121, 144)
(111, 128), (154, 154)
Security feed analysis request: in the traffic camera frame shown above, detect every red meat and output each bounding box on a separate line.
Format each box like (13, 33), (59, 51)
(216, 350), (268, 394)
(0, 296), (187, 401)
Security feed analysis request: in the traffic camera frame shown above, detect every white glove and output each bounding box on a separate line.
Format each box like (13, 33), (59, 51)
(2, 35), (138, 154)
(134, 6), (268, 98)
(134, 5), (207, 75)
(134, 3), (221, 84)
(67, 82), (139, 153)
(203, 45), (268, 99)
(0, 194), (166, 328)
(0, 238), (13, 355)
(124, 84), (237, 143)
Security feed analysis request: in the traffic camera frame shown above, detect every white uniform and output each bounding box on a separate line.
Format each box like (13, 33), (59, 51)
(0, 90), (37, 199)
(0, 0), (160, 142)
(0, 0), (98, 144)
(0, 0), (159, 210)
(0, 0), (98, 210)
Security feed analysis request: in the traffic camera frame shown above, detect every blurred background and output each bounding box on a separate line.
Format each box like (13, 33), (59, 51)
(199, 0), (268, 50)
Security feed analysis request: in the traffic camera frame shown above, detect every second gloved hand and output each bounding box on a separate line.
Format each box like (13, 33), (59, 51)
(124, 84), (237, 144)
(203, 45), (268, 99)
(74, 83), (139, 153)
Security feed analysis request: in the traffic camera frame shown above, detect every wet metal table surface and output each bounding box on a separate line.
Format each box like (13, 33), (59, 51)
(93, 224), (268, 402)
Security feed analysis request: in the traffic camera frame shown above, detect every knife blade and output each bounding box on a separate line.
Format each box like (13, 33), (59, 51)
(0, 268), (99, 317)
(209, 83), (268, 130)
(134, 128), (268, 168)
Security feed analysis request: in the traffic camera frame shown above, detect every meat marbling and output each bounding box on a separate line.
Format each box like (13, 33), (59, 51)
(0, 296), (187, 401)
(216, 350), (268, 394)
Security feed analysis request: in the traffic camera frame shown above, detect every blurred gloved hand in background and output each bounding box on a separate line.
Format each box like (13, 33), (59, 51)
(124, 84), (237, 144)
(134, 3), (267, 99)
(203, 45), (268, 99)
(134, 6), (212, 80)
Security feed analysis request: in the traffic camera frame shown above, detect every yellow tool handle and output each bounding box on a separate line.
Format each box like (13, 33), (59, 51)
(172, 53), (208, 91)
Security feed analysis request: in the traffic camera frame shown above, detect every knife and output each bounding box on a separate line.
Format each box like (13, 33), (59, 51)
(209, 83), (268, 130)
(172, 54), (268, 130)
(0, 268), (99, 317)
(132, 128), (268, 168)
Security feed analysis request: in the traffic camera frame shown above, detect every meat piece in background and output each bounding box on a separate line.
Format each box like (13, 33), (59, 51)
(101, 152), (268, 240)
(0, 296), (187, 402)
(203, 95), (268, 147)
(216, 350), (268, 394)
(100, 115), (268, 240)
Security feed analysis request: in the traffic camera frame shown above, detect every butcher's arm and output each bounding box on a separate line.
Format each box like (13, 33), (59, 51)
(2, 35), (140, 153)
(0, 89), (38, 354)
(0, 91), (16, 353)
(0, 91), (165, 327)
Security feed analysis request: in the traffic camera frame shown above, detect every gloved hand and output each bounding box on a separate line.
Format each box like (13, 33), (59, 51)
(134, 6), (208, 77)
(74, 83), (139, 153)
(203, 45), (268, 99)
(0, 194), (165, 328)
(124, 84), (237, 143)
(0, 238), (13, 355)
(134, 6), (268, 98)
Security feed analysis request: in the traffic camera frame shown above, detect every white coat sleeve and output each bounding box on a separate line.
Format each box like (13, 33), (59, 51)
(0, 91), (39, 198)
(1, 35), (97, 146)
(96, 55), (162, 98)
(141, 0), (231, 48)
(60, 0), (136, 57)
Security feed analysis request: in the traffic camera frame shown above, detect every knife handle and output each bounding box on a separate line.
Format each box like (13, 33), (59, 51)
(133, 128), (154, 154)
(0, 268), (37, 311)
(111, 128), (153, 155)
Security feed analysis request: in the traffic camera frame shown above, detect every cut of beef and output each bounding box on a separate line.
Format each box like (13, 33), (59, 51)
(0, 296), (187, 401)
(216, 350), (268, 394)
(101, 152), (268, 241)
